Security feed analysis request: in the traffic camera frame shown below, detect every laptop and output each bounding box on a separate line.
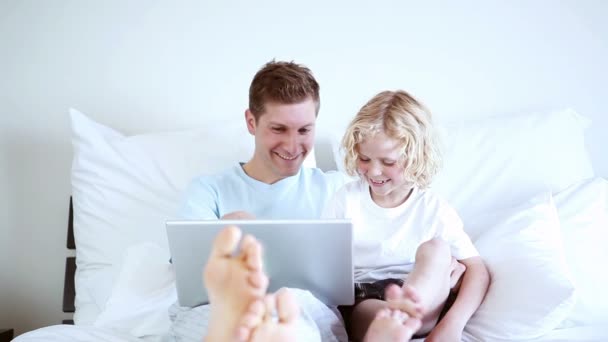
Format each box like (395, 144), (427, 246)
(166, 219), (354, 307)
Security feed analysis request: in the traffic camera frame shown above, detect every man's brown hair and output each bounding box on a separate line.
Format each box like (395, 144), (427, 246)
(248, 60), (320, 120)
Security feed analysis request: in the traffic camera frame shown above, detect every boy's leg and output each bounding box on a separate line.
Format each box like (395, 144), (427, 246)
(388, 238), (453, 335)
(349, 299), (388, 341)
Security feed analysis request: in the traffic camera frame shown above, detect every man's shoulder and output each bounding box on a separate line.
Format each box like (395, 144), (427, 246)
(186, 165), (243, 190)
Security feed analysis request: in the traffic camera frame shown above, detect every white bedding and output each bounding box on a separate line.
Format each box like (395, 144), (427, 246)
(16, 109), (608, 341)
(14, 324), (161, 342)
(16, 324), (608, 342)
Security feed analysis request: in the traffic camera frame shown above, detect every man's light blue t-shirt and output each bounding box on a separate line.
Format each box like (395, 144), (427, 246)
(179, 163), (348, 219)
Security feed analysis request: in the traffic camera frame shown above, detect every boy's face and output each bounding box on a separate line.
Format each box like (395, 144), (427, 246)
(246, 98), (316, 184)
(356, 131), (412, 207)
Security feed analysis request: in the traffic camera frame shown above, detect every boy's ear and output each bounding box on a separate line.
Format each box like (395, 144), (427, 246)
(245, 109), (256, 135)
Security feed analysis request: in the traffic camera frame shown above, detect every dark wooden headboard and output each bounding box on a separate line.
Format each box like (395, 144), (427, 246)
(62, 197), (76, 324)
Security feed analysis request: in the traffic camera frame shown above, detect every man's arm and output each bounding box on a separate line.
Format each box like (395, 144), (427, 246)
(426, 256), (490, 341)
(178, 178), (221, 219)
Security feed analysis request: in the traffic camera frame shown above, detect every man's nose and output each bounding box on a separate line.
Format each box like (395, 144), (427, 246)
(283, 133), (298, 154)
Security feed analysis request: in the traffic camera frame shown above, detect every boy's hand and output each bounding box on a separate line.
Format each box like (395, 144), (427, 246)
(449, 258), (466, 292)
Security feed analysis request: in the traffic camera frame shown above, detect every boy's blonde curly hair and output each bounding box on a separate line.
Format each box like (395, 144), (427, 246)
(341, 90), (441, 189)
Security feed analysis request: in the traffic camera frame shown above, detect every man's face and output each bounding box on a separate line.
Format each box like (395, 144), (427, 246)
(246, 98), (316, 183)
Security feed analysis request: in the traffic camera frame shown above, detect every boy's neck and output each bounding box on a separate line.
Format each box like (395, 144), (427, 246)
(369, 186), (414, 209)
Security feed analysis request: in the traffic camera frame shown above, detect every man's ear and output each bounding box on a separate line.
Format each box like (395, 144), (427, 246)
(245, 109), (256, 135)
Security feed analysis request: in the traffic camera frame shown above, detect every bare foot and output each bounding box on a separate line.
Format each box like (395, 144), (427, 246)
(385, 283), (424, 319)
(238, 288), (301, 342)
(203, 225), (269, 342)
(364, 309), (422, 342)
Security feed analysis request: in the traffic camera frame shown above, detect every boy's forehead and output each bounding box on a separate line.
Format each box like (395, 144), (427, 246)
(358, 134), (401, 155)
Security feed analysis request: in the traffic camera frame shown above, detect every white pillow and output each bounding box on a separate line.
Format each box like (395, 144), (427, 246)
(433, 108), (593, 238)
(70, 108), (315, 324)
(332, 109), (594, 240)
(94, 242), (177, 337)
(553, 177), (608, 327)
(463, 192), (576, 341)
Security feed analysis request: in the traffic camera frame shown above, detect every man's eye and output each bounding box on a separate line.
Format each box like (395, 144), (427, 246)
(299, 128), (310, 134)
(272, 127), (285, 132)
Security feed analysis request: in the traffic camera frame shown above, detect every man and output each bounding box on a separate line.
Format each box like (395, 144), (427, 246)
(170, 60), (350, 342)
(179, 60), (345, 221)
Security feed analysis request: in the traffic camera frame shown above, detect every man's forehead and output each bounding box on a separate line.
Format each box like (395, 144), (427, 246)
(266, 119), (315, 127)
(259, 102), (317, 127)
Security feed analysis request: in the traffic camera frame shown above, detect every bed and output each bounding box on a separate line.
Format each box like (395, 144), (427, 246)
(15, 108), (608, 341)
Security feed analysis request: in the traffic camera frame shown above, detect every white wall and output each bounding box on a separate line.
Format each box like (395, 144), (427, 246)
(1, 0), (607, 335)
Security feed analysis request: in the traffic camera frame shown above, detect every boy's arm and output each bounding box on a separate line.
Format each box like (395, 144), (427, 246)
(426, 256), (490, 341)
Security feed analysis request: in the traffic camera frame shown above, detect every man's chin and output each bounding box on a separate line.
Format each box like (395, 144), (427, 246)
(282, 167), (301, 177)
(276, 163), (302, 178)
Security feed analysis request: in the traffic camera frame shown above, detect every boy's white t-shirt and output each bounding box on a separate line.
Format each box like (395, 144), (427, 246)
(323, 179), (479, 283)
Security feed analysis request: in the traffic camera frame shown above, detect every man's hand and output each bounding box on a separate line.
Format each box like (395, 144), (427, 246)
(221, 211), (256, 220)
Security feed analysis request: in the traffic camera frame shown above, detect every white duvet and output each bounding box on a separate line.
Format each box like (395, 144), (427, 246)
(16, 110), (608, 341)
(15, 178), (608, 342)
(15, 323), (608, 342)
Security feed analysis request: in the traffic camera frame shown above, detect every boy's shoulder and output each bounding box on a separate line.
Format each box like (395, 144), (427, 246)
(418, 187), (461, 218)
(333, 178), (366, 197)
(301, 168), (353, 189)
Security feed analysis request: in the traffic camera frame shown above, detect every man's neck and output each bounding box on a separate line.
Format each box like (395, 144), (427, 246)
(241, 160), (283, 184)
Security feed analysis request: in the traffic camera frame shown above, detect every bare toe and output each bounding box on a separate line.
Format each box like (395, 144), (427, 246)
(248, 271), (269, 289)
(365, 309), (421, 342)
(237, 299), (266, 340)
(403, 317), (422, 336)
(241, 234), (264, 271)
(385, 284), (423, 318)
(275, 288), (299, 323)
(211, 225), (242, 258)
(385, 283), (402, 301)
(401, 284), (421, 303)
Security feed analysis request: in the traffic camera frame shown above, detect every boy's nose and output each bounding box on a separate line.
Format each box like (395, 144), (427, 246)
(368, 165), (382, 176)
